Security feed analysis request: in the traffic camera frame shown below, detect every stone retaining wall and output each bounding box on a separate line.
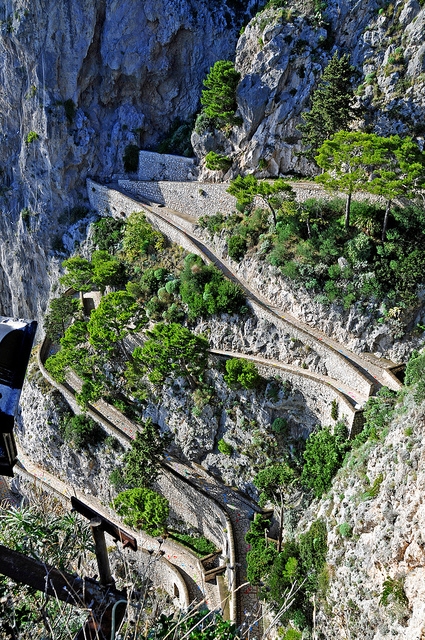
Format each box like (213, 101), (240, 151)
(119, 179), (237, 218)
(248, 300), (374, 400)
(253, 362), (359, 431)
(138, 151), (197, 181)
(117, 178), (387, 221)
(157, 466), (237, 622)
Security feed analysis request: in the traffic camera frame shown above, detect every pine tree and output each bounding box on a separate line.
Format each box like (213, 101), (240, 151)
(299, 52), (355, 161)
(200, 60), (240, 127)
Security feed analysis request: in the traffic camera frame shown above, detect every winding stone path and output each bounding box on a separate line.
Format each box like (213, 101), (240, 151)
(101, 181), (402, 397)
(20, 177), (405, 635)
(14, 446), (209, 610)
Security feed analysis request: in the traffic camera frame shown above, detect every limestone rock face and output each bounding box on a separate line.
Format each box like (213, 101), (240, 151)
(299, 391), (425, 640)
(193, 0), (425, 177)
(0, 0), (252, 319)
(16, 363), (122, 504)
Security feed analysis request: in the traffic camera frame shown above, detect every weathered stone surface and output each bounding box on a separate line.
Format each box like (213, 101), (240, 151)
(296, 391), (425, 640)
(193, 0), (425, 177)
(0, 0), (252, 319)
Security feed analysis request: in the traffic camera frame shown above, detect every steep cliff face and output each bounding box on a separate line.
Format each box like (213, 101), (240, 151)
(298, 390), (425, 640)
(0, 0), (255, 319)
(193, 0), (425, 177)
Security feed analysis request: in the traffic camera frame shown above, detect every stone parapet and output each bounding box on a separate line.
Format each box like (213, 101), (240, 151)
(118, 179), (237, 218)
(138, 151), (197, 182)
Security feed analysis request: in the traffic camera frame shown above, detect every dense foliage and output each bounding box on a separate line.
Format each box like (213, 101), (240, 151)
(203, 182), (425, 310)
(113, 487), (169, 534)
(405, 349), (425, 402)
(301, 422), (350, 497)
(199, 60), (240, 129)
(205, 151), (232, 171)
(0, 503), (93, 639)
(46, 216), (246, 410)
(149, 609), (237, 640)
(120, 418), (170, 488)
(223, 357), (261, 389)
(59, 412), (106, 449)
(299, 52), (355, 160)
(245, 514), (328, 628)
(131, 322), (209, 387)
(43, 295), (80, 341)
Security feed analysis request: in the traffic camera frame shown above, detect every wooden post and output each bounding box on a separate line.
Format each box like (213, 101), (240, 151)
(90, 518), (113, 587)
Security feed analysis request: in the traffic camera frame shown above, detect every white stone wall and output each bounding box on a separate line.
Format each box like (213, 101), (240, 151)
(119, 178), (387, 221)
(119, 179), (237, 218)
(138, 151), (197, 181)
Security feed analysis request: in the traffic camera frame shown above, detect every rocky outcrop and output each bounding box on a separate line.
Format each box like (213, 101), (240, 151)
(193, 224), (425, 363)
(193, 0), (425, 177)
(16, 360), (122, 503)
(298, 389), (425, 640)
(0, 0), (256, 319)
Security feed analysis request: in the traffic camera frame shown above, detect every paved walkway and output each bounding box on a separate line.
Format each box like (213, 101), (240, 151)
(38, 343), (264, 629)
(15, 446), (218, 610)
(210, 348), (368, 408)
(166, 457), (263, 631)
(114, 183), (402, 396)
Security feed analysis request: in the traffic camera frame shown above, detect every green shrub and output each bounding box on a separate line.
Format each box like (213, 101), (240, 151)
(123, 144), (139, 172)
(199, 212), (227, 235)
(113, 487), (169, 535)
(179, 254), (245, 318)
(380, 576), (408, 607)
(122, 211), (164, 259)
(271, 417), (288, 434)
(25, 130), (39, 144)
(92, 217), (125, 253)
(338, 522), (352, 538)
(361, 473), (383, 501)
(298, 519), (327, 592)
(282, 630), (302, 640)
(224, 358), (260, 389)
(218, 439), (233, 455)
(200, 60), (240, 127)
(162, 302), (185, 323)
(331, 399), (339, 421)
(109, 469), (127, 492)
(227, 234), (247, 261)
(301, 423), (349, 497)
(281, 260), (299, 280)
(205, 151), (232, 171)
(405, 349), (425, 403)
(352, 387), (397, 446)
(60, 413), (105, 449)
(169, 531), (216, 556)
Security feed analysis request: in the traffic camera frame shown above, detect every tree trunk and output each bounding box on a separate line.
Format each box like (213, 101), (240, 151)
(306, 217), (311, 238)
(277, 494), (284, 553)
(382, 199), (391, 242)
(260, 196), (277, 226)
(344, 192), (352, 230)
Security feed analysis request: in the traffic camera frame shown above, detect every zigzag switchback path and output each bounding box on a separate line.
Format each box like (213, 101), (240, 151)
(105, 181), (403, 399)
(14, 444), (208, 610)
(37, 342), (264, 631)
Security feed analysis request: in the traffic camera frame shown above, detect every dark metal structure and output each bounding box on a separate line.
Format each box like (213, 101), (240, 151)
(0, 316), (37, 476)
(71, 496), (138, 551)
(0, 543), (127, 640)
